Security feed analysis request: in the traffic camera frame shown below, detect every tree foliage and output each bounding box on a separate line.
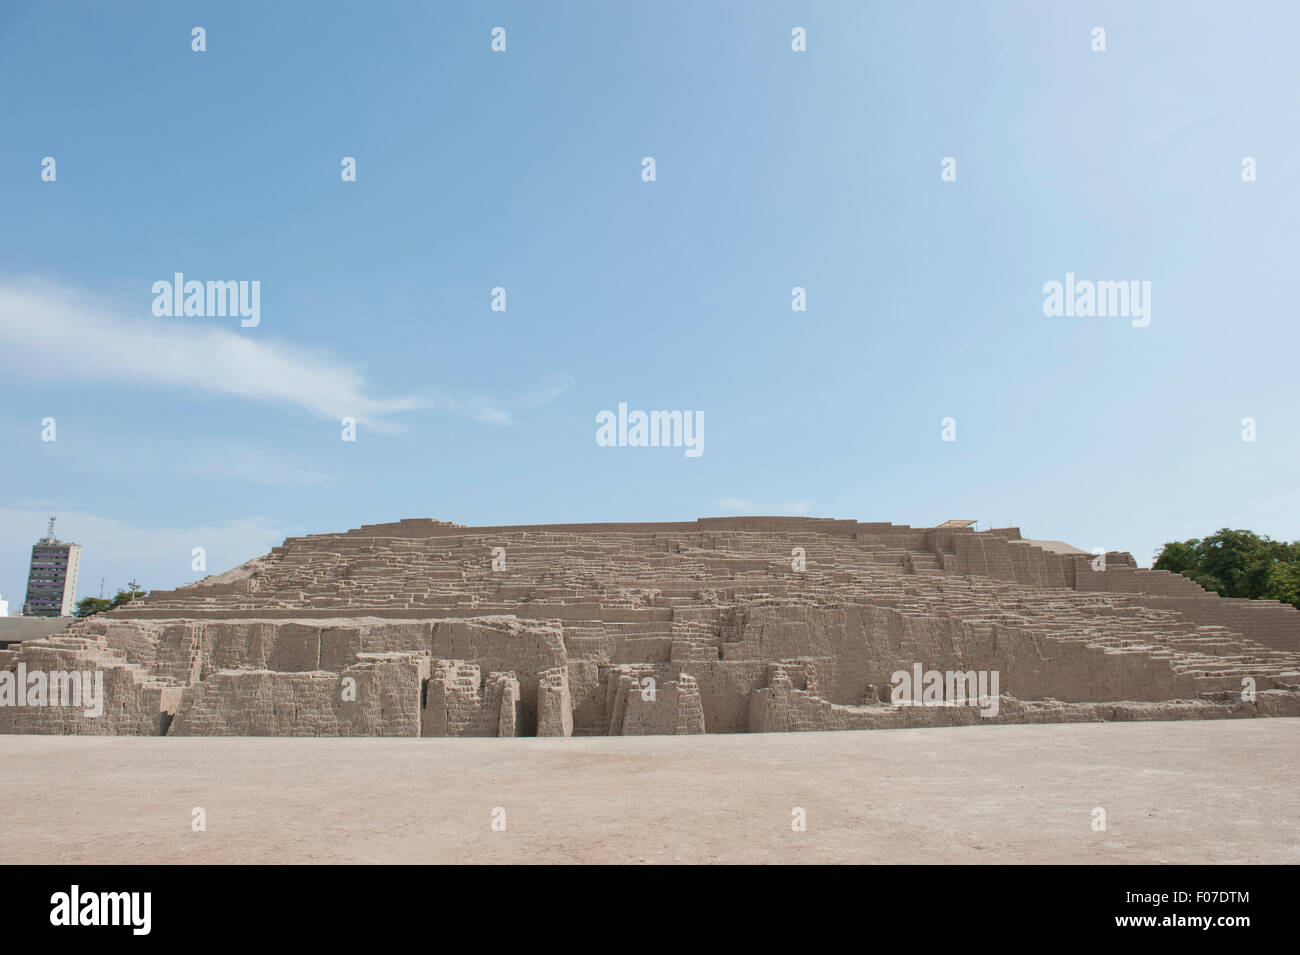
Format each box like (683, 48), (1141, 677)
(74, 579), (149, 617)
(1154, 529), (1300, 609)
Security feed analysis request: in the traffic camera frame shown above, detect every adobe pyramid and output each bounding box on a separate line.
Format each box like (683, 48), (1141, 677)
(3, 517), (1298, 736)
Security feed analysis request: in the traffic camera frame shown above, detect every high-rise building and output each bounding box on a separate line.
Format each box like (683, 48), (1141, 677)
(22, 517), (81, 617)
(0, 594), (8, 617)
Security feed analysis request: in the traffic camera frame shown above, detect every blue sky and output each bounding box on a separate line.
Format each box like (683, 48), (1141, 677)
(2, 1), (1297, 607)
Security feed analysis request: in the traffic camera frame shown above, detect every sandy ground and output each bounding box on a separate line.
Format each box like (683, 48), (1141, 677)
(1, 719), (1296, 864)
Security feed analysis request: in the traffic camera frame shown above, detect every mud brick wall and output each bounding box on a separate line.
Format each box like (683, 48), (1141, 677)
(748, 683), (1300, 733)
(485, 672), (523, 737)
(536, 666), (573, 737)
(341, 652), (429, 736)
(619, 673), (705, 735)
(431, 617), (566, 730)
(1127, 596), (1300, 653)
(0, 635), (182, 736)
(423, 661), (486, 737)
(0, 665), (181, 736)
(170, 652), (428, 736)
(169, 670), (343, 736)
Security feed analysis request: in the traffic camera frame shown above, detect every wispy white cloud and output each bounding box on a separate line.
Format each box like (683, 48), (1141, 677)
(521, 375), (576, 408)
(0, 280), (429, 433)
(434, 375), (576, 425)
(431, 397), (513, 425)
(0, 280), (574, 433)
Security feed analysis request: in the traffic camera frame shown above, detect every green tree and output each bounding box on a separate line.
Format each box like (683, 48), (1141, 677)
(113, 579), (147, 606)
(1267, 561), (1300, 609)
(73, 579), (149, 617)
(1154, 529), (1300, 609)
(74, 596), (114, 617)
(1151, 539), (1221, 592)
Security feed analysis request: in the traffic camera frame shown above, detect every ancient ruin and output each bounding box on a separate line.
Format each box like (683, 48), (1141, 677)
(2, 517), (1298, 736)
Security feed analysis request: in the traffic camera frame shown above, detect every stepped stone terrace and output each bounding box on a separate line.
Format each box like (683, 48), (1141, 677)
(3, 517), (1298, 737)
